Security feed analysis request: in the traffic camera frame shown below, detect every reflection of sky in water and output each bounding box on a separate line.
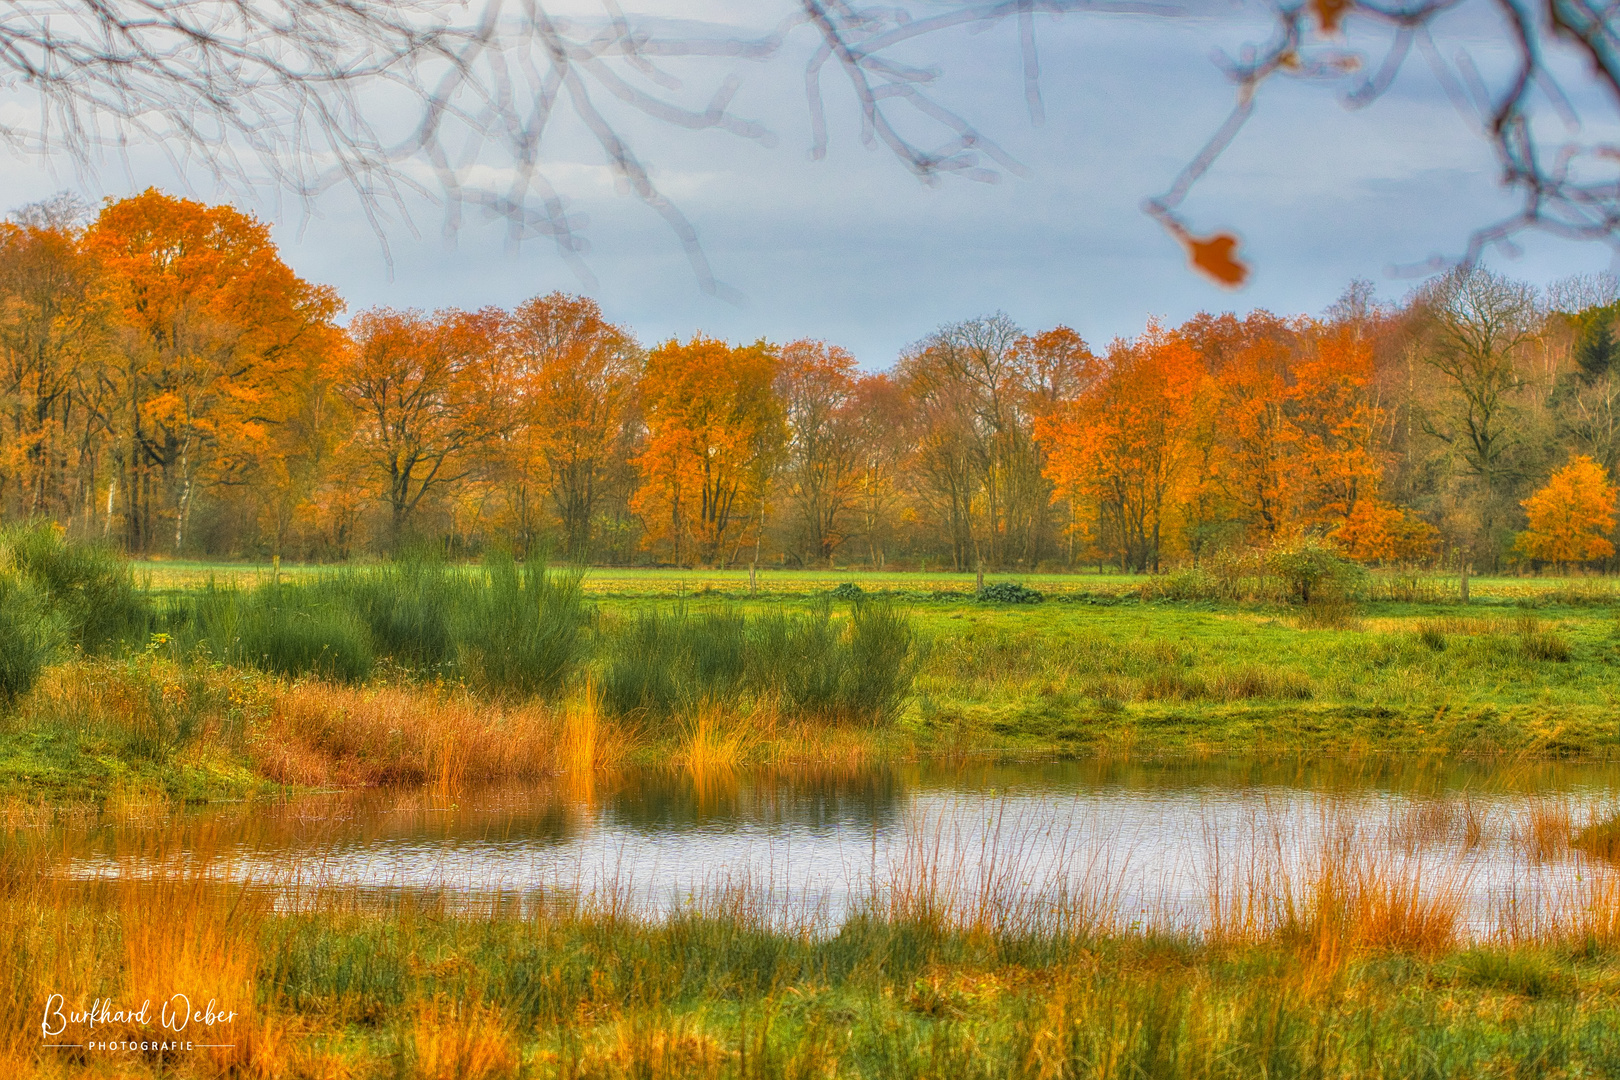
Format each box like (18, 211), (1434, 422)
(65, 763), (1620, 935)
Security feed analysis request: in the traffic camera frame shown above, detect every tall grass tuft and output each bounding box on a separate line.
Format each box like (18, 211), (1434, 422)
(600, 606), (747, 722)
(0, 573), (54, 703)
(845, 599), (918, 724)
(2, 523), (147, 653)
(601, 600), (916, 726)
(322, 557), (457, 672)
(460, 554), (588, 698)
(185, 581), (374, 683)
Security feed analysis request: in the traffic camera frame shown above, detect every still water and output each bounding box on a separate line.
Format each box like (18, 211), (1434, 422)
(62, 758), (1620, 935)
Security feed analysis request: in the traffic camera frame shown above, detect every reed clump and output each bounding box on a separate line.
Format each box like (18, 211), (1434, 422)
(256, 682), (559, 789)
(600, 600), (916, 729)
(176, 556), (590, 696)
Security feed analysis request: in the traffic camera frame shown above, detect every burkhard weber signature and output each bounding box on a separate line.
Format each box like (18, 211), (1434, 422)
(41, 993), (239, 1052)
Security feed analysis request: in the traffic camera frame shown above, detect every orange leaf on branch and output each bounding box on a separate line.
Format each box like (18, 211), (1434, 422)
(1311, 0), (1353, 35)
(1184, 231), (1250, 288)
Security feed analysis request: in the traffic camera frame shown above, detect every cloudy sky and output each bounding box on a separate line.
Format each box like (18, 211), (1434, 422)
(3, 0), (1616, 367)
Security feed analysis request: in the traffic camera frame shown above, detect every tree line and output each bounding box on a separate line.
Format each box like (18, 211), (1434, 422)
(2, 189), (1616, 572)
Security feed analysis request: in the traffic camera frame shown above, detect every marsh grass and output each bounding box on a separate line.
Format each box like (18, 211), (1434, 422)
(176, 557), (591, 697)
(0, 524), (149, 702)
(600, 600), (916, 730)
(10, 801), (1620, 1077)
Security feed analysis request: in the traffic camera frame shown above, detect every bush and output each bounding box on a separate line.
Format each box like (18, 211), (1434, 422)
(2, 523), (147, 653)
(460, 555), (588, 698)
(977, 581), (1044, 604)
(1265, 539), (1366, 604)
(828, 582), (865, 601)
(0, 573), (56, 703)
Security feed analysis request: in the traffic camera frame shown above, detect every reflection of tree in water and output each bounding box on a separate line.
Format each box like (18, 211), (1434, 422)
(603, 765), (906, 834)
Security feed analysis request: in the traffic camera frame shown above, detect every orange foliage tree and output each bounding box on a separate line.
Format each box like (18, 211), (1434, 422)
(83, 189), (341, 552)
(1038, 323), (1200, 572)
(0, 215), (110, 526)
(1515, 455), (1617, 566)
(341, 307), (513, 545)
(506, 293), (640, 560)
(1285, 323), (1386, 532)
(633, 336), (784, 567)
(1332, 498), (1438, 563)
(777, 339), (863, 566)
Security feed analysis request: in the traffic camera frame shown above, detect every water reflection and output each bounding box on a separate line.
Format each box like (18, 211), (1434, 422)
(44, 756), (1620, 935)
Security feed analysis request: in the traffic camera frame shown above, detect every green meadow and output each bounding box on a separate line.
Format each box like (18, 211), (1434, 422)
(6, 539), (1620, 1077)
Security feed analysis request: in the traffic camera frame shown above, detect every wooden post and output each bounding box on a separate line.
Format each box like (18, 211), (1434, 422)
(272, 553), (281, 586)
(749, 561), (757, 595)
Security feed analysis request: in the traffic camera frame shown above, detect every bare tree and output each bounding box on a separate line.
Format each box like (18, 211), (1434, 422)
(1413, 266), (1540, 563)
(1155, 0), (1620, 284)
(10, 1), (1620, 290)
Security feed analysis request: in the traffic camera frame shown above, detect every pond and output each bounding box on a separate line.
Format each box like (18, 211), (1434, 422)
(57, 757), (1620, 937)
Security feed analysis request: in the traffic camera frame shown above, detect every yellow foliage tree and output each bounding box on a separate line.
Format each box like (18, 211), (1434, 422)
(1515, 455), (1617, 566)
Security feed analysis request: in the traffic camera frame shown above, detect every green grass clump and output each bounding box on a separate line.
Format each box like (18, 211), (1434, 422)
(185, 581), (374, 683)
(3, 523), (147, 652)
(460, 554), (588, 697)
(602, 600), (917, 726)
(320, 559), (459, 673)
(0, 574), (54, 703)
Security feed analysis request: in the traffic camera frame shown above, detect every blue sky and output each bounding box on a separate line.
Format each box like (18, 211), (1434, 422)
(3, 1), (1615, 368)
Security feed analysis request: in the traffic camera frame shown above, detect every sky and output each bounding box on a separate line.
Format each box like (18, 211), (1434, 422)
(3, 1), (1617, 369)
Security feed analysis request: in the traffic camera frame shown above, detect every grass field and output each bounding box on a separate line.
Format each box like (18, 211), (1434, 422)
(128, 558), (1614, 602)
(7, 551), (1620, 1076)
(3, 559), (1619, 809)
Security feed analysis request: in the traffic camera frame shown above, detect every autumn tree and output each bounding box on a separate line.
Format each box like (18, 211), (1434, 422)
(0, 204), (110, 528)
(776, 339), (863, 567)
(633, 336), (784, 567)
(848, 373), (910, 568)
(83, 189), (342, 553)
(1286, 322), (1385, 532)
(341, 307), (513, 546)
(1516, 455), (1617, 568)
(1332, 499), (1438, 564)
(1202, 316), (1294, 539)
(1038, 324), (1200, 572)
(1012, 326), (1098, 564)
(506, 293), (640, 560)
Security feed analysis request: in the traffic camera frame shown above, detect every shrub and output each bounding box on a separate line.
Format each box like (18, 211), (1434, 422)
(1265, 538), (1366, 604)
(977, 581), (1044, 604)
(2, 523), (147, 653)
(0, 573), (56, 703)
(460, 555), (588, 698)
(828, 582), (865, 601)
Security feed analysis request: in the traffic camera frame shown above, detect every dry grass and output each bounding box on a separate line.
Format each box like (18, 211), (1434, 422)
(1515, 799), (1574, 863)
(258, 683), (558, 792)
